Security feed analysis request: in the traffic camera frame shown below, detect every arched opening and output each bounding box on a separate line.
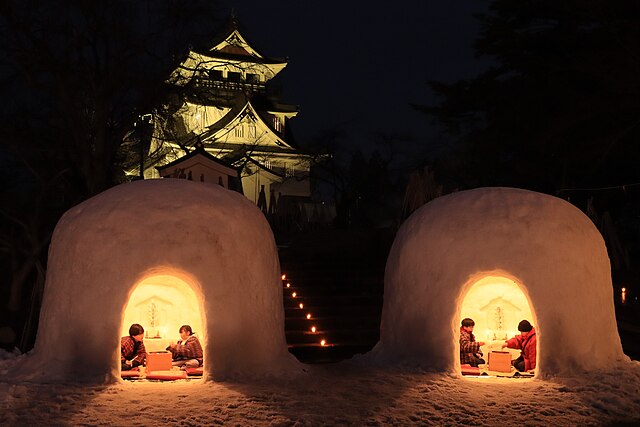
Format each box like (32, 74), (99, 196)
(457, 274), (537, 379)
(120, 272), (206, 380)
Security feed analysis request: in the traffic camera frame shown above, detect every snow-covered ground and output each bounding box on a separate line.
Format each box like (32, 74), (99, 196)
(1, 351), (639, 426)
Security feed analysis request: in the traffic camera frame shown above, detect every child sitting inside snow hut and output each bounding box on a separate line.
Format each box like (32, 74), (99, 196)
(121, 323), (147, 370)
(166, 325), (203, 370)
(502, 320), (537, 372)
(460, 318), (485, 367)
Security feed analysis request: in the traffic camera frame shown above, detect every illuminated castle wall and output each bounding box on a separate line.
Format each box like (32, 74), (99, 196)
(145, 17), (311, 209)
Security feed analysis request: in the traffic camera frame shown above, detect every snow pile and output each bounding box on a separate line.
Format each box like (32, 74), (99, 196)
(13, 179), (299, 383)
(372, 187), (626, 375)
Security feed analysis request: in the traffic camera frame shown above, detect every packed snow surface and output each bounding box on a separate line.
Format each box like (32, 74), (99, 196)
(1, 350), (639, 426)
(373, 187), (626, 375)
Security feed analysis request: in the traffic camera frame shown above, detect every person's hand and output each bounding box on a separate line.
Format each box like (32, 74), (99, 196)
(125, 360), (132, 366)
(478, 342), (485, 346)
(501, 342), (508, 349)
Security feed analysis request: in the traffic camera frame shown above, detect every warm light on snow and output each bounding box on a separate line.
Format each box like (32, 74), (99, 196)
(121, 274), (205, 353)
(373, 187), (625, 376)
(25, 179), (299, 382)
(458, 275), (536, 378)
(460, 275), (534, 343)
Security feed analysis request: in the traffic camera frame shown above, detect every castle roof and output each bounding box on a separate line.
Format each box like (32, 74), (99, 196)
(195, 16), (287, 65)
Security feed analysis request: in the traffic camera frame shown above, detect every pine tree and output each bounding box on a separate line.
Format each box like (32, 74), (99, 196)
(419, 0), (640, 191)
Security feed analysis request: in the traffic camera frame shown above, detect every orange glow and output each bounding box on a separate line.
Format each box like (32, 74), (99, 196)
(311, 326), (316, 333)
(306, 313), (311, 319)
(460, 276), (534, 342)
(458, 275), (536, 379)
(320, 339), (326, 346)
(286, 283), (291, 288)
(299, 303), (304, 309)
(622, 288), (627, 304)
(281, 274), (286, 280)
(122, 274), (205, 353)
(292, 292), (297, 298)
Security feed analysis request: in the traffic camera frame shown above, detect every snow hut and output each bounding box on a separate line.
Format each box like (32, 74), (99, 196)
(373, 187), (626, 376)
(27, 179), (298, 382)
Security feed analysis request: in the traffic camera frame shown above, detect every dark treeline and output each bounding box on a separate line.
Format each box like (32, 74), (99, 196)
(414, 0), (640, 292)
(0, 0), (222, 351)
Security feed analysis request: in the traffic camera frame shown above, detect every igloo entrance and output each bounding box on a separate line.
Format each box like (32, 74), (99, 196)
(458, 274), (537, 378)
(121, 272), (206, 378)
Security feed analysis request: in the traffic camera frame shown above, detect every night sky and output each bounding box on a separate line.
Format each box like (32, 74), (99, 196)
(220, 1), (492, 148)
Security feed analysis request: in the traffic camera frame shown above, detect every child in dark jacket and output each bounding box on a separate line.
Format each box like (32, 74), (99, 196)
(166, 325), (203, 370)
(459, 318), (485, 367)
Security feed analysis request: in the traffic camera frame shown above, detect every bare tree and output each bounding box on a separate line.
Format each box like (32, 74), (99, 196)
(0, 0), (222, 350)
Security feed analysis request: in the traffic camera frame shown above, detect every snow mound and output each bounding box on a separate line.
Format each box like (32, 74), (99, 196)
(371, 187), (626, 375)
(16, 179), (299, 383)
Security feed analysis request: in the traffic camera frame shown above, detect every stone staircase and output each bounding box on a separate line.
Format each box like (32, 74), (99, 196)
(277, 228), (392, 363)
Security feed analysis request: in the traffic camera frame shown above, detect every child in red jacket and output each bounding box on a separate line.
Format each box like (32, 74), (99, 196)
(121, 323), (147, 370)
(502, 320), (536, 372)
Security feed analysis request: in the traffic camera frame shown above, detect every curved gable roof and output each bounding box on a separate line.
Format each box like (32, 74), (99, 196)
(201, 99), (296, 151)
(201, 17), (286, 64)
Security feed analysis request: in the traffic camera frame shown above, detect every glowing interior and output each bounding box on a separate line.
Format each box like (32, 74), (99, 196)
(459, 275), (535, 360)
(121, 274), (205, 353)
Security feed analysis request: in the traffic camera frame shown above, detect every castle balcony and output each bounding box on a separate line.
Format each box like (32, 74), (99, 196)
(193, 77), (267, 95)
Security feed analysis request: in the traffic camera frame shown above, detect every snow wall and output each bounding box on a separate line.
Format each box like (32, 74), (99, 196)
(371, 187), (626, 375)
(26, 179), (299, 382)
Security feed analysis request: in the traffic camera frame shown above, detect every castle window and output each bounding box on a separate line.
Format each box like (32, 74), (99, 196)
(228, 71), (241, 82)
(248, 124), (256, 138)
(273, 117), (283, 132)
(234, 125), (244, 138)
(285, 163), (295, 177)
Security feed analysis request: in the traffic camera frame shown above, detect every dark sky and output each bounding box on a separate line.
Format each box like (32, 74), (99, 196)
(220, 1), (492, 148)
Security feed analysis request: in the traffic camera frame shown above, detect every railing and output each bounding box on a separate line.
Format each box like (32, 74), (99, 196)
(193, 78), (266, 94)
(191, 77), (284, 98)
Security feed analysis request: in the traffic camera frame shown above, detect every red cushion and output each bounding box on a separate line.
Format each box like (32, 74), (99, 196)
(461, 364), (480, 376)
(185, 367), (203, 376)
(145, 370), (187, 381)
(121, 368), (140, 378)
